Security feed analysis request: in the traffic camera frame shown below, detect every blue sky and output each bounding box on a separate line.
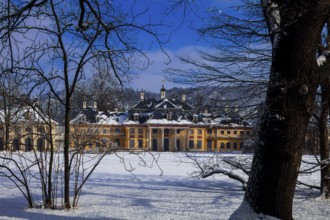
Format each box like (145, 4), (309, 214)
(123, 0), (240, 92)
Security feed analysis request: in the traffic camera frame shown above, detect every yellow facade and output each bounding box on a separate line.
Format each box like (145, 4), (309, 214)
(71, 123), (253, 152)
(0, 121), (58, 152)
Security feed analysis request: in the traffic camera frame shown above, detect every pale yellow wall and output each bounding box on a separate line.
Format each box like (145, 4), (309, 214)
(70, 124), (253, 152)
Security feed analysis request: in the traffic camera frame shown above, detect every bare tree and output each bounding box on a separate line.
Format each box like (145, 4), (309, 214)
(10, 0), (166, 209)
(0, 0), (167, 210)
(166, 0), (269, 121)
(167, 1), (330, 218)
(230, 1), (330, 219)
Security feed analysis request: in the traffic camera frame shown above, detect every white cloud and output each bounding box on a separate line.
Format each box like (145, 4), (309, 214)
(129, 45), (211, 92)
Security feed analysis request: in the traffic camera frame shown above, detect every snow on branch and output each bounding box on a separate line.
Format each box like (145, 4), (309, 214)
(261, 0), (281, 48)
(183, 153), (250, 191)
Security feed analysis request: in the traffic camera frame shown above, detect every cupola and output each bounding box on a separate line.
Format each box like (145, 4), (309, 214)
(140, 90), (145, 101)
(182, 93), (186, 102)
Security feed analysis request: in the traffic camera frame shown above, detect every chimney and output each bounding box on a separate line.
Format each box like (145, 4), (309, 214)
(94, 102), (97, 110)
(182, 94), (186, 102)
(83, 101), (86, 109)
(204, 107), (208, 114)
(140, 90), (145, 101)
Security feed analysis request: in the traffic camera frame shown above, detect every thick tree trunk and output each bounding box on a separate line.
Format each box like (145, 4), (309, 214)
(231, 2), (330, 219)
(320, 79), (330, 198)
(64, 99), (71, 209)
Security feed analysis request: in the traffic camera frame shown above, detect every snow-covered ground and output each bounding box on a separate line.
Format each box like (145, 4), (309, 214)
(0, 152), (329, 220)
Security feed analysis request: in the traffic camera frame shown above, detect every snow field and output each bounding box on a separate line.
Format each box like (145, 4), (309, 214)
(0, 153), (329, 219)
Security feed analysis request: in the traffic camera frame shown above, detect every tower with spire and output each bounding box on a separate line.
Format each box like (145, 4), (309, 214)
(160, 80), (166, 100)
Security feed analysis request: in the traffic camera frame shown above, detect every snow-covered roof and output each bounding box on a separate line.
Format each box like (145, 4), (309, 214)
(0, 107), (58, 125)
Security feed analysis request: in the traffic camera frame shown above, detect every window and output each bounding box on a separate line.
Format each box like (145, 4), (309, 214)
(189, 130), (194, 134)
(227, 131), (231, 135)
(134, 113), (140, 121)
(240, 131), (244, 136)
(198, 129), (202, 135)
(138, 140), (143, 148)
(24, 111), (31, 119)
(221, 130), (224, 135)
(197, 140), (202, 149)
(25, 138), (32, 151)
(138, 128), (143, 134)
(167, 114), (172, 120)
(189, 140), (194, 149)
(240, 142), (244, 149)
(88, 142), (93, 149)
(25, 127), (32, 133)
(164, 129), (169, 134)
(37, 127), (45, 133)
(207, 130), (212, 135)
(226, 142), (231, 149)
(130, 128), (135, 134)
(81, 115), (86, 122)
(233, 131), (237, 135)
(115, 128), (120, 133)
(37, 138), (44, 151)
(103, 129), (107, 134)
(130, 140), (135, 148)
(233, 142), (238, 150)
(13, 138), (20, 151)
(0, 138), (4, 151)
(153, 129), (158, 134)
(246, 131), (251, 135)
(177, 129), (181, 134)
(115, 139), (120, 147)
(220, 143), (225, 149)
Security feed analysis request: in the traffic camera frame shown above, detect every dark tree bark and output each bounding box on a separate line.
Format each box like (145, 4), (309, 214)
(320, 78), (330, 198)
(231, 1), (330, 219)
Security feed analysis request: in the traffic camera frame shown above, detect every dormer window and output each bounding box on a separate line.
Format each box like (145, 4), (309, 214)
(96, 115), (101, 122)
(167, 113), (172, 120)
(24, 111), (31, 120)
(81, 115), (86, 122)
(133, 113), (140, 121)
(193, 114), (198, 123)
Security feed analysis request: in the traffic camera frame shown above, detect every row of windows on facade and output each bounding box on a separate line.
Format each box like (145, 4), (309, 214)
(0, 137), (46, 151)
(129, 128), (251, 136)
(74, 128), (252, 136)
(128, 139), (244, 150)
(0, 126), (46, 133)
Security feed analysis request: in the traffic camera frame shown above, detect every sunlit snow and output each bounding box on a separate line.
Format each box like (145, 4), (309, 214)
(0, 153), (328, 219)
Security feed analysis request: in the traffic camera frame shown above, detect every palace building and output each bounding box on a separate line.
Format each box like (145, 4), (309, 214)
(70, 84), (253, 152)
(0, 105), (58, 152)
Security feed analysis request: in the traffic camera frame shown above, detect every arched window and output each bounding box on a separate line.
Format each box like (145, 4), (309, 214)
(115, 139), (120, 147)
(13, 138), (20, 151)
(37, 138), (44, 151)
(0, 138), (4, 151)
(25, 138), (33, 151)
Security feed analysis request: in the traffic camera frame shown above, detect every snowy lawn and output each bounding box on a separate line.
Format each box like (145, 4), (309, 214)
(0, 152), (329, 220)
